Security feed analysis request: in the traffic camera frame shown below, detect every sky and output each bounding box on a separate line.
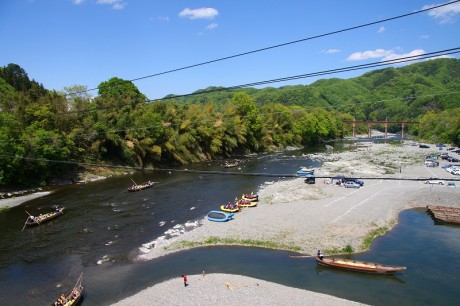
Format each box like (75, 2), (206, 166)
(1, 0), (459, 100)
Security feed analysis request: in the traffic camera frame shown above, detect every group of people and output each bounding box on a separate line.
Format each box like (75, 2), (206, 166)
(53, 289), (79, 306)
(53, 293), (68, 306)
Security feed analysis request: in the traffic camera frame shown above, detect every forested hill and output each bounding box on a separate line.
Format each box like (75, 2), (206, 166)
(0, 59), (459, 187)
(172, 58), (460, 121)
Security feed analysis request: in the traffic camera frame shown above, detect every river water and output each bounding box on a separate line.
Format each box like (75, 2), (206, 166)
(0, 141), (459, 306)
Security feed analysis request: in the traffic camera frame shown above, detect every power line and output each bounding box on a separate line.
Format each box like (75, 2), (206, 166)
(62, 47), (460, 115)
(1, 153), (460, 182)
(67, 0), (460, 97)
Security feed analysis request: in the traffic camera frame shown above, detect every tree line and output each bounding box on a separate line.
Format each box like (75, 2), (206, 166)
(0, 58), (459, 187)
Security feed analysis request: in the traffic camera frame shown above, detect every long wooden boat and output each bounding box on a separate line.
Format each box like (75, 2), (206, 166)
(207, 210), (234, 222)
(52, 273), (84, 306)
(128, 181), (155, 192)
(25, 207), (65, 227)
(315, 256), (406, 275)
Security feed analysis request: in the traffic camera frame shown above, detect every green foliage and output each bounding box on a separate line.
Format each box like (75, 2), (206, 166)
(0, 59), (459, 186)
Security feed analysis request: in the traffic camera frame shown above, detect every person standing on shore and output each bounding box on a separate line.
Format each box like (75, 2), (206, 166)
(182, 274), (187, 287)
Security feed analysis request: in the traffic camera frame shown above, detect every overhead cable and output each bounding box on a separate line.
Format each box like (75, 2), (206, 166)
(67, 0), (460, 97)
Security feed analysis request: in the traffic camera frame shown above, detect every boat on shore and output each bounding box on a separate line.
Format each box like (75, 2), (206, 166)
(24, 207), (64, 228)
(237, 199), (257, 208)
(52, 272), (84, 306)
(207, 210), (234, 222)
(220, 203), (240, 213)
(128, 181), (155, 192)
(223, 161), (239, 168)
(242, 193), (258, 202)
(297, 167), (315, 176)
(315, 256), (406, 275)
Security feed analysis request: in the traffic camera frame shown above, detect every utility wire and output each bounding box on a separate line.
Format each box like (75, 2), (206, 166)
(1, 153), (460, 182)
(67, 0), (460, 97)
(63, 47), (459, 113)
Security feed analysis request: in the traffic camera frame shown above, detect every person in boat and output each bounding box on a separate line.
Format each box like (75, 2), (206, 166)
(319, 250), (324, 260)
(57, 294), (66, 305)
(55, 205), (60, 211)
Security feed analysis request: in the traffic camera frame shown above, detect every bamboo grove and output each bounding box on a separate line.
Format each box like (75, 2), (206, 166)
(0, 58), (459, 187)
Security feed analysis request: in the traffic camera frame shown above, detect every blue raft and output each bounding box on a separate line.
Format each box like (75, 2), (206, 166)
(207, 210), (234, 222)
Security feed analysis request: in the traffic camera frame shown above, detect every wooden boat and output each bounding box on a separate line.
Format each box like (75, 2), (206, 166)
(315, 256), (406, 275)
(426, 205), (460, 225)
(128, 181), (155, 192)
(220, 203), (240, 213)
(207, 210), (234, 222)
(52, 273), (84, 306)
(25, 207), (65, 228)
(237, 199), (257, 208)
(242, 192), (258, 202)
(224, 161), (239, 168)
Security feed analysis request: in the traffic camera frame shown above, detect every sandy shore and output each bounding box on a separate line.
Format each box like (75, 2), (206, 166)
(0, 191), (51, 209)
(113, 142), (459, 305)
(111, 273), (365, 306)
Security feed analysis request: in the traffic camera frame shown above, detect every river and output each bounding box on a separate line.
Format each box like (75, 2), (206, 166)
(0, 140), (459, 305)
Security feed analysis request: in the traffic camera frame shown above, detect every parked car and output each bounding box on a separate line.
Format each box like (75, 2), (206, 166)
(344, 181), (360, 188)
(419, 144), (430, 148)
(304, 176), (316, 184)
(447, 182), (456, 188)
(424, 180), (444, 185)
(448, 157), (460, 162)
(440, 153), (450, 160)
(425, 161), (439, 167)
(442, 164), (453, 169)
(345, 179), (364, 186)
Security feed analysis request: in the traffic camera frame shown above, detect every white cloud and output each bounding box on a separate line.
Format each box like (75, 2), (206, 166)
(420, 34), (430, 39)
(96, 0), (126, 10)
(206, 23), (218, 30)
(427, 54), (455, 60)
(71, 0), (85, 4)
(347, 48), (426, 63)
(377, 26), (385, 33)
(179, 7), (219, 20)
(422, 1), (460, 23)
(347, 49), (393, 61)
(157, 16), (170, 22)
(381, 49), (425, 62)
(321, 49), (340, 54)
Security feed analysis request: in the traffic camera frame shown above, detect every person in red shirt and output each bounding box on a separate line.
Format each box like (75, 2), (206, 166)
(182, 274), (187, 287)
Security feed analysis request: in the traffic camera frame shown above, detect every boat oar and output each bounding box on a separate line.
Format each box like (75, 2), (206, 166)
(25, 210), (40, 225)
(289, 255), (316, 258)
(131, 178), (138, 186)
(21, 219), (28, 231)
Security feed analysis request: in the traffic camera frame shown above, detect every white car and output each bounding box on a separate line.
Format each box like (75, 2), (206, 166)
(344, 181), (360, 188)
(424, 180), (444, 185)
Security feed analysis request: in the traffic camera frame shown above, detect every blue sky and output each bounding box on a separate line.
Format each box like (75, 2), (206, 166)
(1, 0), (459, 100)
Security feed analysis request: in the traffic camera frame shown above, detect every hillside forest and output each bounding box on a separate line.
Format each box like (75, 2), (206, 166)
(0, 58), (459, 187)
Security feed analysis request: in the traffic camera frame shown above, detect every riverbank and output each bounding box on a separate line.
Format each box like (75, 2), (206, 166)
(111, 273), (366, 306)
